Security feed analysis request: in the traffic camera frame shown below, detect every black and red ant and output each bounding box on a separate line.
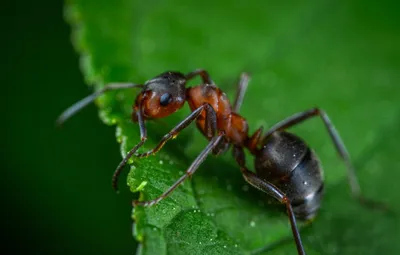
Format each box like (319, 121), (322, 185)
(58, 69), (385, 255)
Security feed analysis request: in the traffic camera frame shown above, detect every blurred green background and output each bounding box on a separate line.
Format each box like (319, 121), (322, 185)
(4, 0), (400, 254)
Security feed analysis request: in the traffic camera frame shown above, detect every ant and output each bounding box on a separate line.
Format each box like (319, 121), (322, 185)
(57, 69), (386, 255)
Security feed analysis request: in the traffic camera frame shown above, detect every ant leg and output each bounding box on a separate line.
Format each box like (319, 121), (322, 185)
(247, 126), (264, 154)
(262, 108), (387, 210)
(56, 83), (143, 126)
(233, 72), (251, 113)
(233, 146), (306, 255)
(134, 132), (224, 207)
(112, 104), (147, 191)
(136, 103), (217, 158)
(185, 69), (214, 85)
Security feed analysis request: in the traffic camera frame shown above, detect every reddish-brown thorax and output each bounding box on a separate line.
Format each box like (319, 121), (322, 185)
(186, 84), (249, 146)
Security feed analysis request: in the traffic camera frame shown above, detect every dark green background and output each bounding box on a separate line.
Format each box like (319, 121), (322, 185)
(4, 0), (399, 255)
(4, 1), (135, 254)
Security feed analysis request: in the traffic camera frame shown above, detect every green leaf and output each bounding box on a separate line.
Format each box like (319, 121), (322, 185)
(65, 0), (400, 254)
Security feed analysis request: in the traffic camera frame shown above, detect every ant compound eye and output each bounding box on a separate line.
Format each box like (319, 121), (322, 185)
(160, 93), (173, 106)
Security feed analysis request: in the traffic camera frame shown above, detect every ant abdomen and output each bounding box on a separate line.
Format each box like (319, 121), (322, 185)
(255, 131), (325, 220)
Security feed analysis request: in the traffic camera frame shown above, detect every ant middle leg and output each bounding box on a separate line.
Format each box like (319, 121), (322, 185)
(233, 146), (306, 255)
(233, 72), (251, 113)
(211, 72), (251, 155)
(262, 108), (387, 210)
(246, 126), (264, 154)
(134, 132), (224, 207)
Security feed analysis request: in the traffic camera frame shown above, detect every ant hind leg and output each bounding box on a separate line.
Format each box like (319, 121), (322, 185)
(262, 108), (388, 211)
(233, 146), (306, 255)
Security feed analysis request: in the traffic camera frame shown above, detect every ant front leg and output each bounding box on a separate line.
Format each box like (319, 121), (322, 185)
(136, 103), (217, 158)
(233, 146), (306, 255)
(185, 69), (214, 85)
(134, 106), (222, 207)
(56, 83), (143, 126)
(112, 104), (147, 191)
(185, 70), (251, 112)
(262, 108), (387, 211)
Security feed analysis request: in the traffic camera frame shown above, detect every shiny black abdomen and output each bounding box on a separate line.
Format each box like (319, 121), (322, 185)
(255, 131), (324, 220)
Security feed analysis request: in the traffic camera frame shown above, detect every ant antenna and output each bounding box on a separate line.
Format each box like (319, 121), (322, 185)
(56, 83), (143, 126)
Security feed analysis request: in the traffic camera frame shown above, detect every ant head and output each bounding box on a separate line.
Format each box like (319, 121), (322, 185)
(134, 71), (187, 120)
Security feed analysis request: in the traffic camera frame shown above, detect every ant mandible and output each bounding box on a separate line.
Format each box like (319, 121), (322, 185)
(57, 69), (384, 255)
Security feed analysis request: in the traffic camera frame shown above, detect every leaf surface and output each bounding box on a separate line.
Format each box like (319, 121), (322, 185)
(66, 0), (400, 254)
